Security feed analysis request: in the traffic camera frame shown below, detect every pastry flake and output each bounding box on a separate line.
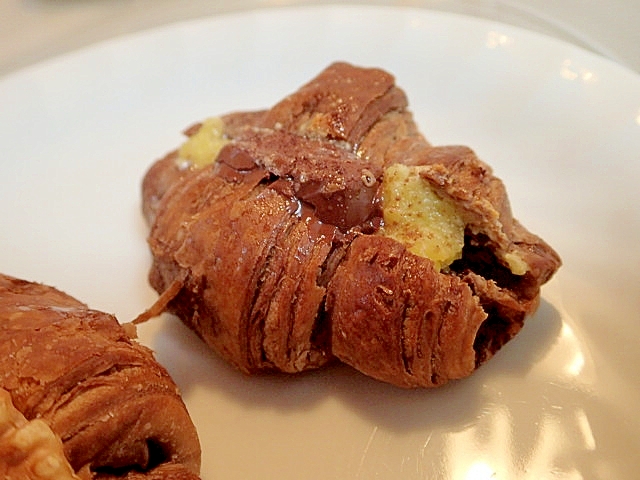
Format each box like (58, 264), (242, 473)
(0, 388), (79, 480)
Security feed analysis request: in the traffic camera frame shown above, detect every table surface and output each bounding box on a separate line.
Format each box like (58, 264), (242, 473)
(1, 0), (639, 78)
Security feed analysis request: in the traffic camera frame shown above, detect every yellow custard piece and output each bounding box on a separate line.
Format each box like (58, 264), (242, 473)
(178, 117), (229, 168)
(381, 163), (465, 271)
(503, 251), (528, 276)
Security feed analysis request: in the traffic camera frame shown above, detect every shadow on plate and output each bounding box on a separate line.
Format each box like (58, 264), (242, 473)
(151, 298), (562, 433)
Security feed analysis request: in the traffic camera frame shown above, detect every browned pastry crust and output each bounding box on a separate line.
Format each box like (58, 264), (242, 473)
(0, 274), (201, 478)
(141, 62), (561, 388)
(96, 463), (200, 480)
(0, 387), (79, 480)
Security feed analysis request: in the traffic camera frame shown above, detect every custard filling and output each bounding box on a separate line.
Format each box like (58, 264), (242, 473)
(380, 163), (465, 271)
(179, 120), (524, 274)
(178, 117), (229, 168)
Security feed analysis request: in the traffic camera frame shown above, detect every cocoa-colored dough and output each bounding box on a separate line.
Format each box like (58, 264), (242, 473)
(142, 62), (561, 387)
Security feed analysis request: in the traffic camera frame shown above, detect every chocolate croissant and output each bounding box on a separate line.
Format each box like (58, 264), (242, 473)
(141, 62), (561, 388)
(0, 273), (201, 479)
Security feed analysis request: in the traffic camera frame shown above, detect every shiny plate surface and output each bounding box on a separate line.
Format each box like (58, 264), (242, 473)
(1, 6), (639, 479)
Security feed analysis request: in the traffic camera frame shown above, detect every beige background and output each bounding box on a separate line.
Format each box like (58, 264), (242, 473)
(1, 0), (639, 78)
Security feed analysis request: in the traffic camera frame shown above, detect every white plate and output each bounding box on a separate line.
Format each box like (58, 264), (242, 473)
(1, 5), (639, 479)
